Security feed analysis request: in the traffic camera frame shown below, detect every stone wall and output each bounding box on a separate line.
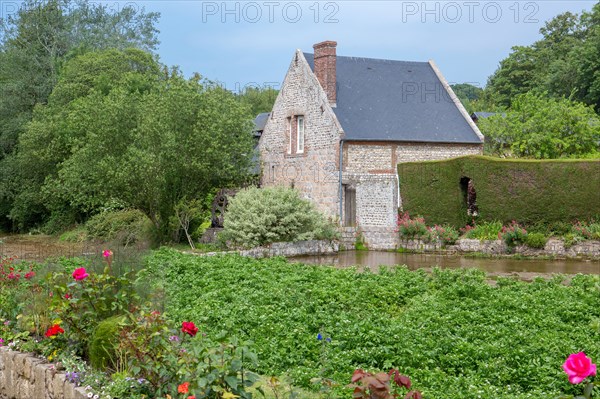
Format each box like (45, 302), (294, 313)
(342, 142), (482, 229)
(398, 238), (600, 258)
(0, 348), (88, 399)
(194, 240), (339, 259)
(259, 50), (343, 219)
(239, 240), (338, 258)
(395, 142), (482, 163)
(338, 227), (358, 249)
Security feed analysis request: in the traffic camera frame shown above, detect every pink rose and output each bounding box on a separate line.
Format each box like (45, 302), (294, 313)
(102, 249), (113, 258)
(72, 268), (89, 281)
(563, 352), (597, 384)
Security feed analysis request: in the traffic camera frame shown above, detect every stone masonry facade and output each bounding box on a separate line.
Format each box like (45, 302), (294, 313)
(259, 42), (484, 249)
(343, 142), (483, 230)
(259, 50), (342, 219)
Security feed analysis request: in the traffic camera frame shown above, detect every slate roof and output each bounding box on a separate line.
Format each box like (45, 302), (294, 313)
(253, 112), (270, 136)
(304, 53), (482, 144)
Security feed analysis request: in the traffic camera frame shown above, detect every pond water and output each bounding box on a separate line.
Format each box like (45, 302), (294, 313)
(290, 251), (600, 277)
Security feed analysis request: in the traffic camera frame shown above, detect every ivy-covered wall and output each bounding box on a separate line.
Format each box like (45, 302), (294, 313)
(397, 156), (600, 227)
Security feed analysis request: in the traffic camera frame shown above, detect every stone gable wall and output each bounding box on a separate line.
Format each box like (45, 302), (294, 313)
(259, 51), (342, 219)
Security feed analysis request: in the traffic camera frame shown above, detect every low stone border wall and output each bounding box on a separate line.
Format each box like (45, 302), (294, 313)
(239, 239), (339, 258)
(0, 347), (87, 399)
(192, 239), (339, 259)
(399, 238), (600, 258)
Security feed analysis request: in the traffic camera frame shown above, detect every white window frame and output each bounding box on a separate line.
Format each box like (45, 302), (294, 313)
(296, 115), (304, 154)
(287, 117), (292, 154)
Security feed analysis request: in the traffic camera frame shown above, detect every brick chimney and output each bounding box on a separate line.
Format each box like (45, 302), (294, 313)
(313, 41), (337, 106)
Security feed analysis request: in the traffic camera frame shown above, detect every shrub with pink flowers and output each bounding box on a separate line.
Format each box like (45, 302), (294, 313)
(428, 224), (460, 245)
(396, 212), (428, 239)
(498, 220), (528, 246)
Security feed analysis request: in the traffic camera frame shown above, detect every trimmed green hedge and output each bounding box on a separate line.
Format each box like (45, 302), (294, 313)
(397, 156), (600, 227)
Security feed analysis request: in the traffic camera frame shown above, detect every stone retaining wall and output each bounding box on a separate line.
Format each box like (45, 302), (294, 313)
(239, 239), (339, 258)
(194, 239), (339, 259)
(399, 238), (600, 258)
(0, 348), (87, 399)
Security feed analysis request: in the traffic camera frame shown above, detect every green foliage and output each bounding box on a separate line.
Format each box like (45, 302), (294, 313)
(499, 221), (528, 247)
(59, 226), (88, 243)
(119, 309), (258, 398)
(428, 224), (460, 245)
(221, 187), (338, 248)
(461, 221), (504, 241)
(396, 212), (428, 239)
(479, 92), (600, 159)
(89, 315), (127, 370)
(397, 156), (600, 228)
(525, 232), (548, 249)
(148, 249), (600, 399)
(38, 257), (142, 358)
(237, 86), (279, 116)
(451, 83), (483, 114)
(9, 48), (255, 241)
(572, 220), (600, 240)
(485, 5), (600, 111)
(0, 0), (159, 230)
(85, 209), (152, 245)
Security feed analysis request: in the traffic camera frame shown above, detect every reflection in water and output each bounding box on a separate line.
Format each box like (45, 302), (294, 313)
(290, 251), (600, 275)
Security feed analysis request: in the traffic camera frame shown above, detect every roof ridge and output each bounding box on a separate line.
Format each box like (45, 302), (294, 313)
(303, 52), (427, 64)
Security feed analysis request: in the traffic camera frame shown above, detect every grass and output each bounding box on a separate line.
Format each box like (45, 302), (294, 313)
(146, 249), (600, 399)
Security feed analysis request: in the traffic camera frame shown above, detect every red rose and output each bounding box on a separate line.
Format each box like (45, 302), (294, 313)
(25, 271), (35, 279)
(72, 268), (89, 281)
(44, 324), (64, 338)
(181, 321), (199, 337)
(178, 382), (190, 393)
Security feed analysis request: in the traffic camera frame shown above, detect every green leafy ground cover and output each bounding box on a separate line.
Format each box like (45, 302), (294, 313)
(148, 249), (600, 399)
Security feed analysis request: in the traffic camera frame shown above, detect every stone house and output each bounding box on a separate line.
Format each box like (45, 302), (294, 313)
(258, 41), (484, 248)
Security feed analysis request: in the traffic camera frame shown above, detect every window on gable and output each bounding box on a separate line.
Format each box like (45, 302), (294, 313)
(297, 116), (304, 153)
(287, 115), (305, 155)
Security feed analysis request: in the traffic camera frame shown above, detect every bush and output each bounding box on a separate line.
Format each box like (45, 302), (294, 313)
(524, 232), (548, 249)
(428, 224), (460, 245)
(397, 212), (428, 239)
(221, 187), (338, 248)
(499, 221), (528, 246)
(572, 221), (600, 240)
(85, 209), (152, 245)
(59, 226), (88, 243)
(89, 315), (127, 370)
(460, 221), (503, 240)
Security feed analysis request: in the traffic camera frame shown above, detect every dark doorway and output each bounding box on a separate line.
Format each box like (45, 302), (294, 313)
(344, 186), (356, 226)
(460, 177), (478, 217)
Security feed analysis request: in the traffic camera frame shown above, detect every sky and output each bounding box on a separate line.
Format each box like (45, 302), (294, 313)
(3, 0), (594, 91)
(136, 0), (595, 92)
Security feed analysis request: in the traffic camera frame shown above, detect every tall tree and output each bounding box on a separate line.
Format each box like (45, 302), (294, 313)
(479, 92), (600, 159)
(485, 5), (599, 110)
(11, 49), (255, 240)
(0, 0), (159, 230)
